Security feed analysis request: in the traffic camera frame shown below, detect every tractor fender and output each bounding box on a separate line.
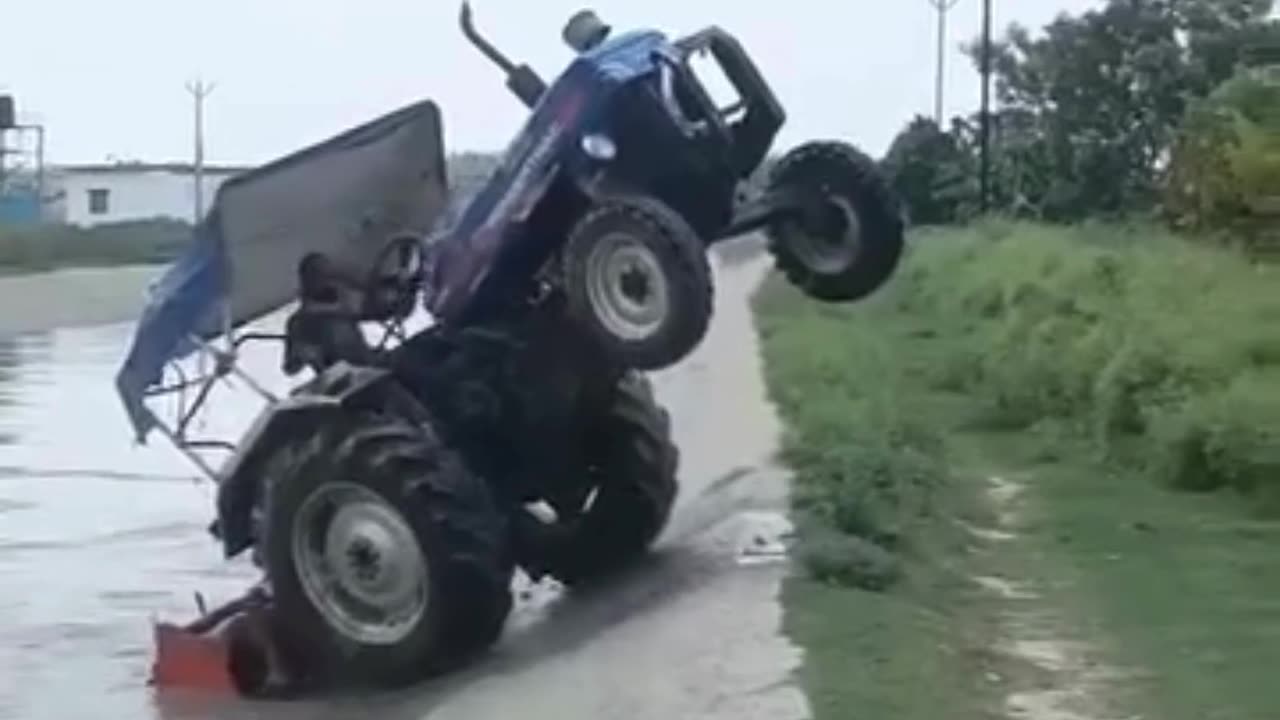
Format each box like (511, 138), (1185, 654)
(212, 362), (429, 559)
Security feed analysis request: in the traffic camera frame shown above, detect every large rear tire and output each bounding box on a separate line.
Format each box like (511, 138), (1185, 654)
(766, 141), (905, 301)
(260, 413), (512, 688)
(539, 372), (680, 585)
(563, 196), (713, 371)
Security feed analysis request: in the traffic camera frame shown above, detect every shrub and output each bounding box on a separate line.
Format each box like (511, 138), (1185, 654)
(1147, 372), (1280, 505)
(795, 526), (902, 592)
(889, 219), (1280, 511)
(1165, 67), (1280, 254)
(757, 278), (954, 589)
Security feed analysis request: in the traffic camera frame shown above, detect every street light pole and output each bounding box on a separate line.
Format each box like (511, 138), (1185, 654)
(979, 0), (993, 214)
(928, 0), (962, 126)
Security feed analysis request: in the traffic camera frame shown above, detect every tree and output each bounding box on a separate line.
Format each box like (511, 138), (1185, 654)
(880, 116), (972, 225)
(1165, 65), (1280, 252)
(965, 0), (1279, 220)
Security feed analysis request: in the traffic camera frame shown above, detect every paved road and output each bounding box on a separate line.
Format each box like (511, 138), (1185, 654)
(0, 265), (160, 338)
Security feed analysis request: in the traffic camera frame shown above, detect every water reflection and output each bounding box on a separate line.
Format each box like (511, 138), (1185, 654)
(0, 337), (17, 446)
(0, 322), (262, 720)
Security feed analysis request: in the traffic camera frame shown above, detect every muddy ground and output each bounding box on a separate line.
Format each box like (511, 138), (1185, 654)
(0, 241), (812, 720)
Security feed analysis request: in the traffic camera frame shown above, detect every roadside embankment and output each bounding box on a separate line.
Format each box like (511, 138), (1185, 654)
(756, 220), (1280, 720)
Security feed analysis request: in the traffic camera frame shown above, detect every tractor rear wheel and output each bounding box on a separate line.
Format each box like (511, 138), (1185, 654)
(766, 141), (905, 302)
(539, 371), (679, 585)
(563, 196), (713, 371)
(259, 413), (512, 688)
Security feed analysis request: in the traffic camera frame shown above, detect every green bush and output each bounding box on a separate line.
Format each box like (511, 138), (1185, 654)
(795, 526), (902, 592)
(0, 218), (193, 272)
(899, 220), (1280, 510)
(1165, 66), (1280, 254)
(1148, 372), (1280, 504)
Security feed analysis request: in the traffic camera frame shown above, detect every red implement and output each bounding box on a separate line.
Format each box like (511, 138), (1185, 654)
(151, 621), (239, 693)
(149, 586), (294, 697)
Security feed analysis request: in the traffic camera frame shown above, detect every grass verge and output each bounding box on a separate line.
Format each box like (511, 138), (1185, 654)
(755, 220), (1280, 720)
(755, 270), (1006, 720)
(0, 219), (191, 274)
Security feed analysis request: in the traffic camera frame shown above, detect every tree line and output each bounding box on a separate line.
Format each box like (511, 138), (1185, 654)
(880, 0), (1279, 252)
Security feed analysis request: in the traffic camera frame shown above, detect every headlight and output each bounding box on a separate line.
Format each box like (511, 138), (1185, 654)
(581, 133), (617, 161)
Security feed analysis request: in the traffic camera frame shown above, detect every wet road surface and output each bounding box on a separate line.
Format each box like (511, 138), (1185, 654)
(0, 266), (161, 337)
(0, 244), (810, 720)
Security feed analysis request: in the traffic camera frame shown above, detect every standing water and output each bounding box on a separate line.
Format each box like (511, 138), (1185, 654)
(0, 320), (283, 719)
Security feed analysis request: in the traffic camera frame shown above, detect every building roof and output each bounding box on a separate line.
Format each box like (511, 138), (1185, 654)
(53, 161), (254, 175)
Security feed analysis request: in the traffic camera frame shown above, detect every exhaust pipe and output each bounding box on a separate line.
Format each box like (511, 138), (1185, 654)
(459, 2), (548, 109)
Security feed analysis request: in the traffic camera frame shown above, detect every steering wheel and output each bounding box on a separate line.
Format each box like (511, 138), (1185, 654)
(361, 233), (427, 324)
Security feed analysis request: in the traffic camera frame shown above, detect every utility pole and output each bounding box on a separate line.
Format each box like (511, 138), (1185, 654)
(927, 0), (962, 126)
(979, 0), (993, 214)
(185, 79), (216, 223)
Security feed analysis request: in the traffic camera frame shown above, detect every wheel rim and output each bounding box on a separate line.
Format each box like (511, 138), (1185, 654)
(785, 194), (863, 275)
(583, 232), (671, 342)
(291, 481), (428, 646)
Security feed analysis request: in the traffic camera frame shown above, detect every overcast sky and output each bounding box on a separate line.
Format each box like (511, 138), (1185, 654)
(5, 0), (1103, 166)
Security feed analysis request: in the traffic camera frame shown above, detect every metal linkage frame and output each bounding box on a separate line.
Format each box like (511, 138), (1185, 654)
(139, 312), (413, 484)
(142, 331), (284, 483)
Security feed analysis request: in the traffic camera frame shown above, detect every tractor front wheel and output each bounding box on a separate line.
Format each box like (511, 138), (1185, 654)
(766, 141), (905, 302)
(563, 196), (713, 371)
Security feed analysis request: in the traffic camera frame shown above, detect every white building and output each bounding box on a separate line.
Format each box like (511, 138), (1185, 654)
(47, 162), (252, 226)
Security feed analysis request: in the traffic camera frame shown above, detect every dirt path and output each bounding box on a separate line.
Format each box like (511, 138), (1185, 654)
(964, 472), (1136, 720)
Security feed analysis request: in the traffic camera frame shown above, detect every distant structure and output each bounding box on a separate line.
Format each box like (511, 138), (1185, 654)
(45, 162), (251, 227)
(0, 93), (47, 225)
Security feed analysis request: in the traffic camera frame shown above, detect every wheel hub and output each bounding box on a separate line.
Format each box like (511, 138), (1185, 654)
(619, 264), (651, 306)
(292, 482), (429, 646)
(584, 233), (671, 342)
(787, 191), (862, 274)
(329, 504), (418, 605)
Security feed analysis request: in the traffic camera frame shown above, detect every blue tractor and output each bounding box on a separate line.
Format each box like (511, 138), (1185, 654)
(121, 4), (903, 697)
(429, 5), (904, 370)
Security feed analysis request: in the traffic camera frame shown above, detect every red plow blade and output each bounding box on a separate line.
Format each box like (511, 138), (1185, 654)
(149, 586), (295, 697)
(151, 621), (239, 693)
